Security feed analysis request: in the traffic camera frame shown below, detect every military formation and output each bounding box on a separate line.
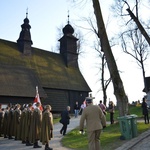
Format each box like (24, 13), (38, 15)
(0, 102), (53, 150)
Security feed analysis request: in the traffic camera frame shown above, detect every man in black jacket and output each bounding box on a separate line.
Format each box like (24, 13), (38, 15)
(60, 106), (70, 136)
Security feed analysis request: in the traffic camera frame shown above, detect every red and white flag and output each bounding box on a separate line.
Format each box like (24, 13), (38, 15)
(33, 86), (43, 111)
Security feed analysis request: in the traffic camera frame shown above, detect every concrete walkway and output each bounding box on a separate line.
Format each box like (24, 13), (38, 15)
(115, 128), (150, 150)
(0, 116), (80, 150)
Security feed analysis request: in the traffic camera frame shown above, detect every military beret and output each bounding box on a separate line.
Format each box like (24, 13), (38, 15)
(85, 97), (95, 103)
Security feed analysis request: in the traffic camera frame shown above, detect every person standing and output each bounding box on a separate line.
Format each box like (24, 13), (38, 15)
(79, 97), (106, 150)
(30, 102), (42, 148)
(60, 106), (71, 136)
(74, 101), (80, 118)
(108, 101), (115, 124)
(7, 105), (15, 139)
(40, 105), (53, 150)
(98, 100), (106, 115)
(3, 106), (10, 138)
(141, 97), (149, 124)
(25, 103), (33, 146)
(20, 105), (27, 143)
(0, 108), (4, 137)
(79, 100), (86, 115)
(13, 104), (22, 140)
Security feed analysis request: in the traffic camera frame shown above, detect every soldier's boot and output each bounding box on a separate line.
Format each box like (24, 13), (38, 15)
(26, 140), (33, 146)
(45, 144), (53, 150)
(33, 141), (42, 148)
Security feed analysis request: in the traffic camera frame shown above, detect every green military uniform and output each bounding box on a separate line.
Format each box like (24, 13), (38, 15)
(7, 107), (14, 139)
(3, 108), (9, 138)
(25, 105), (33, 146)
(13, 106), (21, 140)
(20, 108), (27, 143)
(0, 109), (4, 136)
(40, 109), (53, 144)
(30, 106), (42, 148)
(40, 105), (53, 150)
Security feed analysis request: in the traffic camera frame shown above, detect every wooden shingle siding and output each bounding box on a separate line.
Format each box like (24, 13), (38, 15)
(43, 89), (69, 112)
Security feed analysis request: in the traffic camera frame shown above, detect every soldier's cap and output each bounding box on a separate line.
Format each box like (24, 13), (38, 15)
(85, 97), (95, 103)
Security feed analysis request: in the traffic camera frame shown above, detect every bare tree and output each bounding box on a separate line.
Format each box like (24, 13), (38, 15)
(126, 8), (150, 46)
(121, 28), (149, 90)
(99, 53), (111, 106)
(112, 0), (150, 92)
(87, 17), (111, 106)
(72, 0), (129, 116)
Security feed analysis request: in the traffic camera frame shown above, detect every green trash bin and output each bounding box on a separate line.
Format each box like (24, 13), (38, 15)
(130, 114), (138, 138)
(118, 116), (132, 140)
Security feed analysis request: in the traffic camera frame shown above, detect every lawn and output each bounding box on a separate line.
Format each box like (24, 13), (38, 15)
(61, 105), (150, 150)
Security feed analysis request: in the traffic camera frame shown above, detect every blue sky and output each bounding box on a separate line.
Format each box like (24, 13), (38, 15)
(0, 0), (150, 106)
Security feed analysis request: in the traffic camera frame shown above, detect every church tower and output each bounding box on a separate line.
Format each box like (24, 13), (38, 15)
(59, 19), (79, 67)
(17, 12), (33, 55)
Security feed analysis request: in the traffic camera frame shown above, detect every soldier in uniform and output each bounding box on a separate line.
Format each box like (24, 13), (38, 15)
(25, 103), (33, 146)
(3, 106), (10, 138)
(13, 104), (21, 140)
(20, 105), (27, 143)
(80, 97), (106, 150)
(30, 102), (42, 148)
(40, 105), (53, 150)
(0, 108), (5, 137)
(7, 105), (15, 139)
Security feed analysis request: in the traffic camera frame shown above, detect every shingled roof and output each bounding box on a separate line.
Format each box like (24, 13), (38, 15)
(0, 39), (91, 98)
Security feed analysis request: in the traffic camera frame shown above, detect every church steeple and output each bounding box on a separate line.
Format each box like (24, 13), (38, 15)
(59, 14), (78, 67)
(17, 11), (33, 55)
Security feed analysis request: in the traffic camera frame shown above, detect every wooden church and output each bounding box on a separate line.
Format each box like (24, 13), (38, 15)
(0, 14), (91, 112)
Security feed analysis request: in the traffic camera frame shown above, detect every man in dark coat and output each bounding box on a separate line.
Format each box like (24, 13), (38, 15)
(40, 105), (53, 150)
(60, 106), (70, 136)
(141, 97), (149, 124)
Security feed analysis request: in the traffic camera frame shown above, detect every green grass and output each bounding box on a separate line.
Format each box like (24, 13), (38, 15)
(62, 122), (150, 150)
(61, 105), (150, 150)
(105, 105), (142, 122)
(53, 117), (60, 124)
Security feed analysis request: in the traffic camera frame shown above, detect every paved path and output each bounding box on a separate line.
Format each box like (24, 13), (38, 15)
(116, 129), (150, 150)
(0, 116), (80, 150)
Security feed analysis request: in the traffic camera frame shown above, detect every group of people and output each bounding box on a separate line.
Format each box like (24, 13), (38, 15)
(0, 98), (116, 150)
(73, 101), (86, 118)
(0, 102), (53, 150)
(74, 99), (115, 124)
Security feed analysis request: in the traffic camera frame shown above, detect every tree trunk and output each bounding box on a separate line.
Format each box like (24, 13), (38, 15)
(101, 54), (107, 105)
(92, 0), (128, 116)
(126, 8), (150, 46)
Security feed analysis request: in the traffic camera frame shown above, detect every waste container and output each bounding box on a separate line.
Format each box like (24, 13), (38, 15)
(118, 116), (132, 140)
(130, 114), (138, 137)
